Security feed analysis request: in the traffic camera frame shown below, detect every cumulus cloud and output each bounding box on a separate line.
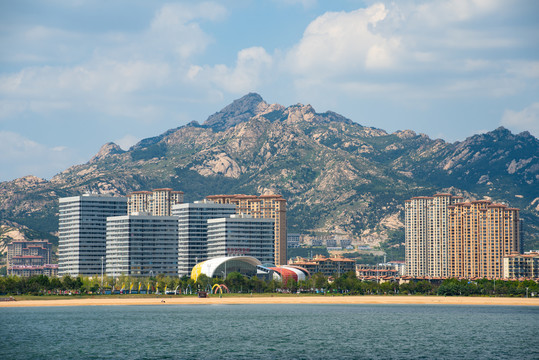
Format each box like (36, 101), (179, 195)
(188, 47), (273, 94)
(281, 0), (536, 103)
(501, 102), (539, 137)
(0, 131), (81, 181)
(286, 4), (399, 76)
(0, 2), (228, 121)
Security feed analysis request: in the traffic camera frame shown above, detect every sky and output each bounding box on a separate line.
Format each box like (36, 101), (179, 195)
(1, 0), (538, 182)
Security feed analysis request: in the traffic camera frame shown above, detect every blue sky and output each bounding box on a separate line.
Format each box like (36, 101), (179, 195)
(1, 0), (538, 182)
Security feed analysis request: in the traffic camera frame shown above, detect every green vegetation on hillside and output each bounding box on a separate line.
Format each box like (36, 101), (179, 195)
(0, 94), (537, 252)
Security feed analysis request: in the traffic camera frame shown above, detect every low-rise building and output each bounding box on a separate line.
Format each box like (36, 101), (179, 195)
(503, 253), (539, 279)
(356, 264), (398, 279)
(289, 255), (355, 277)
(7, 240), (55, 277)
(287, 233), (301, 248)
(9, 264), (58, 277)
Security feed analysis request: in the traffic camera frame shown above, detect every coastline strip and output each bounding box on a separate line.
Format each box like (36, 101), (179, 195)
(1, 296), (538, 307)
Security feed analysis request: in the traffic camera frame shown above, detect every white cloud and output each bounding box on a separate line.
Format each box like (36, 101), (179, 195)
(501, 102), (539, 137)
(0, 2), (226, 122)
(286, 4), (399, 76)
(280, 0), (536, 105)
(148, 2), (227, 60)
(188, 47), (273, 94)
(0, 131), (81, 181)
(0, 60), (171, 120)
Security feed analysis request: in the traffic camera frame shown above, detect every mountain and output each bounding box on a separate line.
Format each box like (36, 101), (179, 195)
(1, 93), (538, 254)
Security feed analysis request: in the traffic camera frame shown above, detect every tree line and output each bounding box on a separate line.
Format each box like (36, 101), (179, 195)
(0, 272), (537, 297)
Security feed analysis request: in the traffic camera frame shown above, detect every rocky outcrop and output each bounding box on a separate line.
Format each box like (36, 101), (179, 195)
(89, 142), (125, 163)
(204, 93), (270, 131)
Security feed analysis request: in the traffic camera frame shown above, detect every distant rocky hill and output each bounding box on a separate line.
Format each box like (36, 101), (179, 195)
(1, 93), (538, 252)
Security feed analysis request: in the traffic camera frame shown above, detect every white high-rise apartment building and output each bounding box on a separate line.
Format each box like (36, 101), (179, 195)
(58, 194), (127, 276)
(171, 200), (236, 277)
(206, 194), (287, 265)
(405, 193), (462, 277)
(207, 214), (274, 265)
(106, 213), (178, 277)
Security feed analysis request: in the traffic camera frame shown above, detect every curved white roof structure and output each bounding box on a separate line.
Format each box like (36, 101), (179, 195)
(270, 265), (309, 282)
(191, 256), (262, 281)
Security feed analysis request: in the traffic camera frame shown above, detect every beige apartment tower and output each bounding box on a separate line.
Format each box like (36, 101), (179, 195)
(127, 188), (183, 216)
(405, 194), (463, 277)
(448, 201), (519, 278)
(206, 194), (287, 265)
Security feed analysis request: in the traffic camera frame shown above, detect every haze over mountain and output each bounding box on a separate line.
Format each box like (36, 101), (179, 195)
(1, 93), (538, 252)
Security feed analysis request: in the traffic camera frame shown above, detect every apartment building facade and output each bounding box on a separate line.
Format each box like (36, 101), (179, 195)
(503, 253), (539, 279)
(448, 201), (520, 278)
(58, 194), (127, 276)
(7, 240), (54, 277)
(172, 200), (236, 277)
(206, 194), (287, 265)
(405, 194), (463, 277)
(289, 255), (355, 277)
(127, 188), (183, 216)
(106, 213), (178, 277)
(207, 214), (274, 265)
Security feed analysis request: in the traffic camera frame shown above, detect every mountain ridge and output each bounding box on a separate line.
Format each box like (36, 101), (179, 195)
(1, 93), (538, 254)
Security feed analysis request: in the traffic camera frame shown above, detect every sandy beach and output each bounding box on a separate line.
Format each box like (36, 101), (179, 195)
(1, 295), (537, 307)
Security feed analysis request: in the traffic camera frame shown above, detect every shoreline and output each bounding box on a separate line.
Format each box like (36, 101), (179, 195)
(1, 295), (538, 307)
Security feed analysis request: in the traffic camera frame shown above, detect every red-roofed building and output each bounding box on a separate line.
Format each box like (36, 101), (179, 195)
(289, 255), (355, 276)
(7, 240), (55, 277)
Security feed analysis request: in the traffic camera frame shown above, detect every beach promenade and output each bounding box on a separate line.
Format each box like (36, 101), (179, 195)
(1, 295), (538, 307)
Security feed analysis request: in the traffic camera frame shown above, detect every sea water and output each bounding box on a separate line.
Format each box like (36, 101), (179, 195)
(1, 304), (537, 359)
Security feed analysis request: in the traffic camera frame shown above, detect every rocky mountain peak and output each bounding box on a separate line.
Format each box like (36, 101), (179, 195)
(394, 130), (417, 139)
(89, 142), (125, 163)
(1, 94), (538, 252)
(204, 93), (269, 131)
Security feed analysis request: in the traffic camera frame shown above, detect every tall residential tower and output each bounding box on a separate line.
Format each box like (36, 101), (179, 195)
(448, 201), (519, 278)
(106, 213), (178, 277)
(206, 194), (287, 265)
(58, 194), (127, 276)
(172, 200), (236, 277)
(207, 214), (275, 265)
(405, 194), (463, 277)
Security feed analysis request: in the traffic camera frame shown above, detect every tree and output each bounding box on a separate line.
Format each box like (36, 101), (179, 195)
(312, 273), (328, 291)
(62, 275), (76, 290)
(225, 272), (246, 293)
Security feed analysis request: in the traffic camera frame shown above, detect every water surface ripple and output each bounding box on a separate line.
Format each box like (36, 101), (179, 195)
(1, 304), (537, 359)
